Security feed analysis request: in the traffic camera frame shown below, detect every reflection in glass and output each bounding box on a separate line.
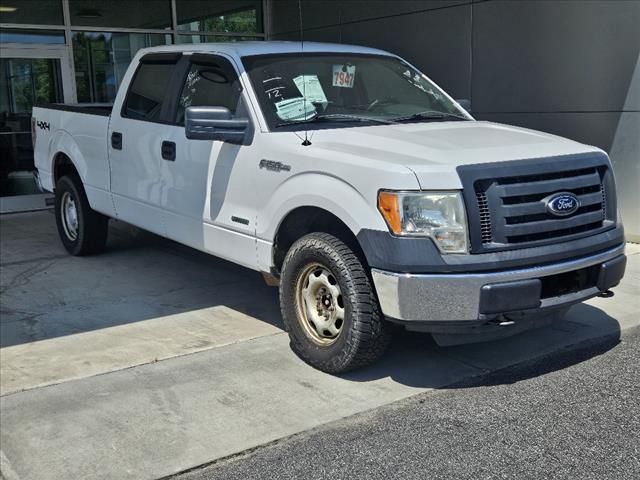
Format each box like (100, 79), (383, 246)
(72, 32), (171, 103)
(0, 29), (65, 45)
(1, 58), (63, 196)
(69, 0), (171, 29)
(176, 35), (261, 45)
(176, 0), (262, 33)
(0, 0), (63, 25)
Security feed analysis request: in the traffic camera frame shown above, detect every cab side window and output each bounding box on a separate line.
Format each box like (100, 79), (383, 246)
(175, 60), (242, 125)
(123, 61), (176, 121)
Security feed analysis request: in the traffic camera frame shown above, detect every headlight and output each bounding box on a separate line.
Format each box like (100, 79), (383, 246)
(378, 191), (468, 253)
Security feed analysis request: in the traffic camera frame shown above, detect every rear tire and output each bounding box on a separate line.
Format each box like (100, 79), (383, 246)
(55, 174), (108, 256)
(280, 232), (392, 373)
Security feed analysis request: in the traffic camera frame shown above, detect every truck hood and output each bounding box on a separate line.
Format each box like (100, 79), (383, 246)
(310, 121), (599, 189)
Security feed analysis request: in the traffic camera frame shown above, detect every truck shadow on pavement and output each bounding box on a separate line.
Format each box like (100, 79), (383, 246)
(342, 304), (621, 388)
(0, 215), (283, 348)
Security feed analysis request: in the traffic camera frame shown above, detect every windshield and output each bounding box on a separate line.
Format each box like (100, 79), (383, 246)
(241, 53), (468, 130)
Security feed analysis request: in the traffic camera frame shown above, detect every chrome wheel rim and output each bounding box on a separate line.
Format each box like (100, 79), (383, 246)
(295, 263), (345, 346)
(61, 191), (79, 241)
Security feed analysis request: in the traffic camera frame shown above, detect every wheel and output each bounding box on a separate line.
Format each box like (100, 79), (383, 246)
(279, 232), (392, 373)
(55, 174), (108, 256)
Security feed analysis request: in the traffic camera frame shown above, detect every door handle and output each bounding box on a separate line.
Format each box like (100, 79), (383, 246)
(161, 140), (176, 161)
(111, 132), (123, 150)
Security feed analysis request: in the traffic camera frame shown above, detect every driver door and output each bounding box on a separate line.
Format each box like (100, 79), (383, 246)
(157, 53), (259, 266)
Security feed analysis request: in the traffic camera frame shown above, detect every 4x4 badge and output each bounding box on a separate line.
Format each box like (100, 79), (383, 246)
(36, 120), (50, 131)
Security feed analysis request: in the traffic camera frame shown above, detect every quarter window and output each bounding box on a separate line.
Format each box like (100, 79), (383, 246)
(123, 62), (176, 121)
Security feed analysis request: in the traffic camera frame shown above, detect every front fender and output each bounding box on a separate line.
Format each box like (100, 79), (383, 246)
(258, 171), (388, 242)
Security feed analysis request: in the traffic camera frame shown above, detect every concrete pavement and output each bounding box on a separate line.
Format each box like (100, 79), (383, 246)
(0, 211), (638, 480)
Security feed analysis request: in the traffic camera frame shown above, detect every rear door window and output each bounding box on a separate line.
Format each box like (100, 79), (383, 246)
(123, 60), (177, 121)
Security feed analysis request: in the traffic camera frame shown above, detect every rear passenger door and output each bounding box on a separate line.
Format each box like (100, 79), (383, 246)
(108, 52), (181, 236)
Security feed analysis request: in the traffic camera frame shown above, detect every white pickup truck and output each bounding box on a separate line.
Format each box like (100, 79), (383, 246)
(33, 42), (626, 373)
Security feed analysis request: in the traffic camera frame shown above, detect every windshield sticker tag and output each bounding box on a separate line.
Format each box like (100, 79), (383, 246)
(332, 64), (356, 88)
(293, 75), (328, 108)
(274, 97), (317, 122)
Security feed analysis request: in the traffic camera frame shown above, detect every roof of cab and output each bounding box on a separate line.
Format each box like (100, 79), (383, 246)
(136, 41), (394, 60)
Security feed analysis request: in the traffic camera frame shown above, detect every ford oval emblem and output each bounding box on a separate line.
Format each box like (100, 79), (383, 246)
(545, 192), (580, 217)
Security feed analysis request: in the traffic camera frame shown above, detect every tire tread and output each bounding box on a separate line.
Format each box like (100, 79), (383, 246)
(55, 174), (108, 256)
(280, 232), (391, 373)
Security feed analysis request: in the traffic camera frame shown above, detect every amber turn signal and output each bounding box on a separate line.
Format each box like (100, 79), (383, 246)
(378, 191), (402, 234)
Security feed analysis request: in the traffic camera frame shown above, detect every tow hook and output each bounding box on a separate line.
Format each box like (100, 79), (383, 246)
(487, 317), (516, 327)
(496, 320), (515, 327)
(598, 289), (614, 298)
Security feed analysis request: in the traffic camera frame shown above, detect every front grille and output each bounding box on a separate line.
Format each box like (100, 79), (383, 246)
(457, 153), (617, 253)
(476, 191), (492, 243)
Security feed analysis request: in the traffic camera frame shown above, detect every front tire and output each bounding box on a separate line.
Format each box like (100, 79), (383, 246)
(280, 233), (392, 373)
(55, 175), (108, 256)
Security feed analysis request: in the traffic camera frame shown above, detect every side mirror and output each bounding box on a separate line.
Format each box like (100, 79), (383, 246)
(456, 99), (472, 113)
(185, 106), (249, 144)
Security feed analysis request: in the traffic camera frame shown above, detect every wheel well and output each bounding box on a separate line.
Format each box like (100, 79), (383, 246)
(53, 153), (78, 185)
(273, 207), (367, 274)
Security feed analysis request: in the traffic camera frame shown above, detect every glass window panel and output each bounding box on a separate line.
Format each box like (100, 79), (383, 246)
(72, 31), (171, 104)
(69, 0), (171, 29)
(177, 0), (262, 34)
(175, 60), (242, 124)
(124, 62), (176, 122)
(0, 29), (65, 44)
(0, 0), (63, 25)
(1, 57), (63, 196)
(176, 35), (261, 45)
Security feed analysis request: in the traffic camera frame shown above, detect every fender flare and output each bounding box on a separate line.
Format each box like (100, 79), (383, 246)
(48, 129), (88, 184)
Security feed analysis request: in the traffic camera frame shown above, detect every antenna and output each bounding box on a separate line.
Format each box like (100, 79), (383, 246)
(298, 0), (311, 146)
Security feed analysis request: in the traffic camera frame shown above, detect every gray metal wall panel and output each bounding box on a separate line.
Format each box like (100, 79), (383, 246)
(609, 112), (640, 242)
(334, 5), (472, 99)
(269, 0), (468, 35)
(339, 0), (467, 23)
(473, 0), (640, 113)
(269, 0), (340, 35)
(272, 25), (341, 42)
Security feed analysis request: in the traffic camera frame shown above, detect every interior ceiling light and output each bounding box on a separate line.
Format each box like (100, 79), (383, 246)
(76, 8), (102, 18)
(0, 6), (18, 12)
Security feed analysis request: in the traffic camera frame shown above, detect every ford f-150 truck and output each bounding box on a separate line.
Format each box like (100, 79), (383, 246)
(32, 42), (626, 373)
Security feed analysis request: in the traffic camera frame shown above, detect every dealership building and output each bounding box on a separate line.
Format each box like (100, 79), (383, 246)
(0, 0), (638, 240)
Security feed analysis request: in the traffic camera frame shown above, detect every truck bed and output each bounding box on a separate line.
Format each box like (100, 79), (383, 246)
(32, 104), (112, 202)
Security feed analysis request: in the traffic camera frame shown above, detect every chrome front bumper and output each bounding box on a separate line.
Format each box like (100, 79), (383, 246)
(372, 244), (626, 322)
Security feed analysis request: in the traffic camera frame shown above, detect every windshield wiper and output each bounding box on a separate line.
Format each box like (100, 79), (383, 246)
(275, 113), (395, 128)
(391, 110), (469, 123)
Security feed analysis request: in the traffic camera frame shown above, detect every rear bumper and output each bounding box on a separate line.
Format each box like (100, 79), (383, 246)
(372, 244), (626, 323)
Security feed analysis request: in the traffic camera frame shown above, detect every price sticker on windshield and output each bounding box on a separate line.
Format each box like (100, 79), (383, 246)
(332, 64), (356, 88)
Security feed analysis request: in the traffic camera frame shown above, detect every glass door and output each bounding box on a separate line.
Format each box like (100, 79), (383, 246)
(0, 44), (73, 211)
